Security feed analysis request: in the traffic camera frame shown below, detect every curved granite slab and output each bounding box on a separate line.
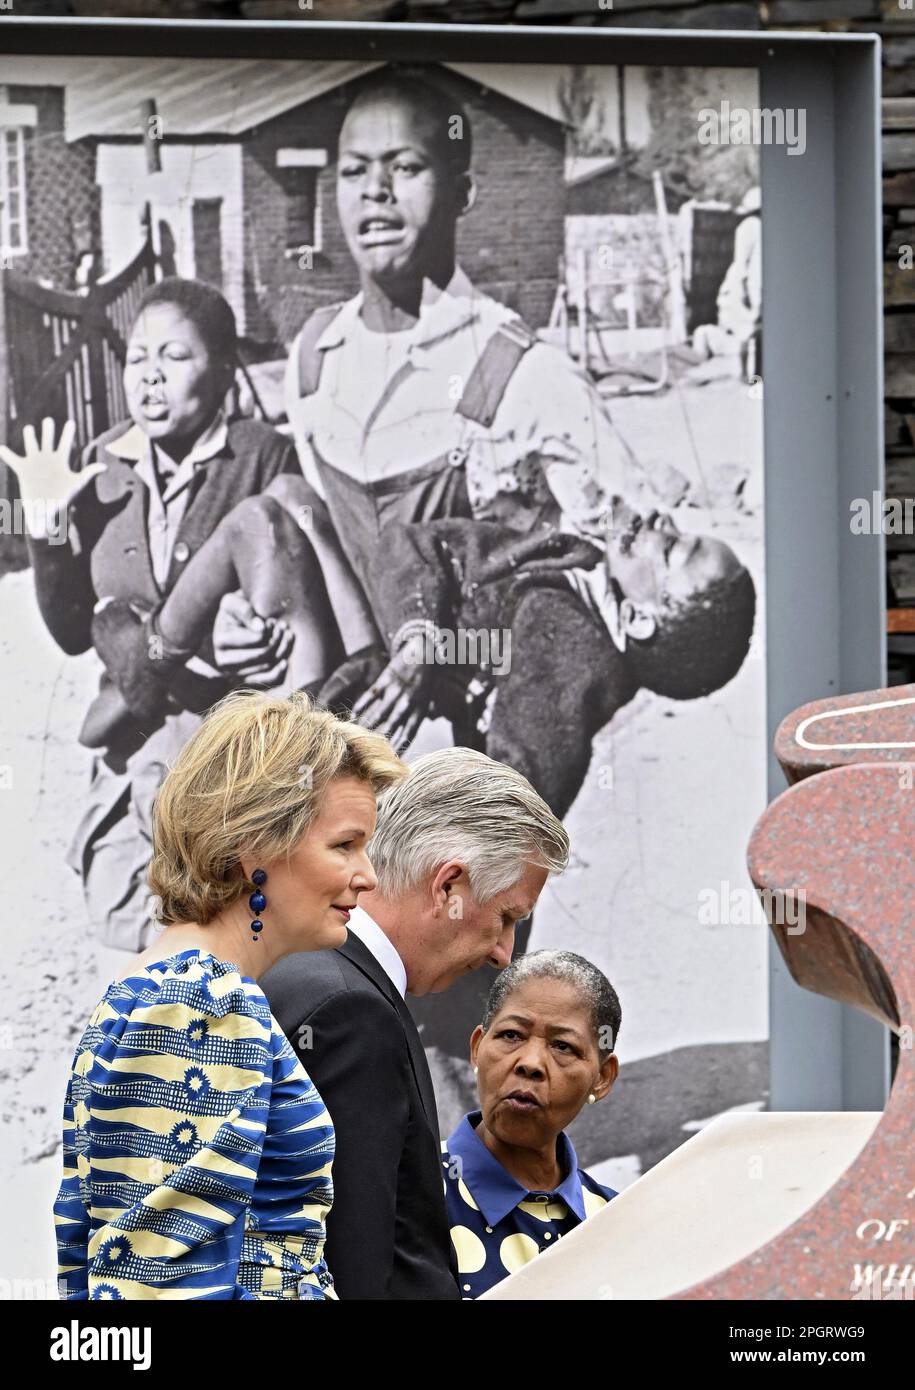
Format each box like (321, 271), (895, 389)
(673, 755), (912, 1299)
(774, 680), (915, 784)
(481, 1110), (882, 1301)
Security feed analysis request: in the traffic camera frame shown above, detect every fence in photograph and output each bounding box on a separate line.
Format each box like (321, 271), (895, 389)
(0, 205), (158, 460)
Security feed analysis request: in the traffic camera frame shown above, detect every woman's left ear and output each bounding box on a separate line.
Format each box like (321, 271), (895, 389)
(594, 1052), (620, 1101)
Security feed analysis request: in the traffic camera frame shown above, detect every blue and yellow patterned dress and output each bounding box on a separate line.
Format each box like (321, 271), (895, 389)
(53, 948), (337, 1300)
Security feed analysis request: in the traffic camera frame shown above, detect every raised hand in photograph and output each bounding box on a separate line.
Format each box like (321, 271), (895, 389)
(0, 417), (105, 539)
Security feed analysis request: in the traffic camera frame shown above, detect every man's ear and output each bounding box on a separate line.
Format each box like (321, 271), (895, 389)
(430, 859), (467, 916)
(619, 598), (657, 643)
(469, 1024), (484, 1069)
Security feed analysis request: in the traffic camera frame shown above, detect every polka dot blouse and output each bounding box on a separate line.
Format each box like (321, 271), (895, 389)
(442, 1110), (617, 1299)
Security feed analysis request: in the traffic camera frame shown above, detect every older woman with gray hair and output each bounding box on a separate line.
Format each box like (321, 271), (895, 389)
(262, 744), (569, 1301)
(443, 949), (621, 1298)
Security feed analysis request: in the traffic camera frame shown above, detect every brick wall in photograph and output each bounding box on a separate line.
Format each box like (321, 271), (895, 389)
(240, 69), (563, 345)
(6, 84), (98, 287)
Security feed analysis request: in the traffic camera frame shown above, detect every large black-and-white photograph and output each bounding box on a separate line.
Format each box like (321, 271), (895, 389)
(0, 52), (766, 1294)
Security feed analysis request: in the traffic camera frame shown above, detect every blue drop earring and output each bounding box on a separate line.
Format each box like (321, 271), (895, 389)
(249, 869), (267, 942)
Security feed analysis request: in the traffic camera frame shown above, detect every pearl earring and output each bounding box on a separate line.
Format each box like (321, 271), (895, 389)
(473, 1066), (478, 1076)
(587, 1093), (596, 1104)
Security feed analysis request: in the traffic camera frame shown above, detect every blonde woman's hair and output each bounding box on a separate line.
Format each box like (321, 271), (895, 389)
(147, 690), (408, 926)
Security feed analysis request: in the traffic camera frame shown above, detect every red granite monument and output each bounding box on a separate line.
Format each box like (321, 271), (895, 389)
(675, 682), (913, 1300)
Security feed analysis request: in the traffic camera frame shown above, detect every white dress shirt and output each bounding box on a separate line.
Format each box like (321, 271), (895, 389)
(345, 906), (408, 999)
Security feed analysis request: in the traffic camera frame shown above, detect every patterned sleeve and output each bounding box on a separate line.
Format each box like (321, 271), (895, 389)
(55, 962), (277, 1301)
(54, 1073), (92, 1298)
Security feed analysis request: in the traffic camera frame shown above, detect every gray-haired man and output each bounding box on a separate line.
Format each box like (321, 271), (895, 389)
(261, 746), (568, 1301)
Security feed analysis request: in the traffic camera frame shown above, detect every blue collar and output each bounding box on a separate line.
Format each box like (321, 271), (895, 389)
(446, 1110), (588, 1228)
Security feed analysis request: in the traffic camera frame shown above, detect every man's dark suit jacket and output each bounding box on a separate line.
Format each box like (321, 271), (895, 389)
(261, 934), (460, 1300)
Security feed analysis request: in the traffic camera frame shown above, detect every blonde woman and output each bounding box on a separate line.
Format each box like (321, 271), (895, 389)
(53, 690), (406, 1301)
